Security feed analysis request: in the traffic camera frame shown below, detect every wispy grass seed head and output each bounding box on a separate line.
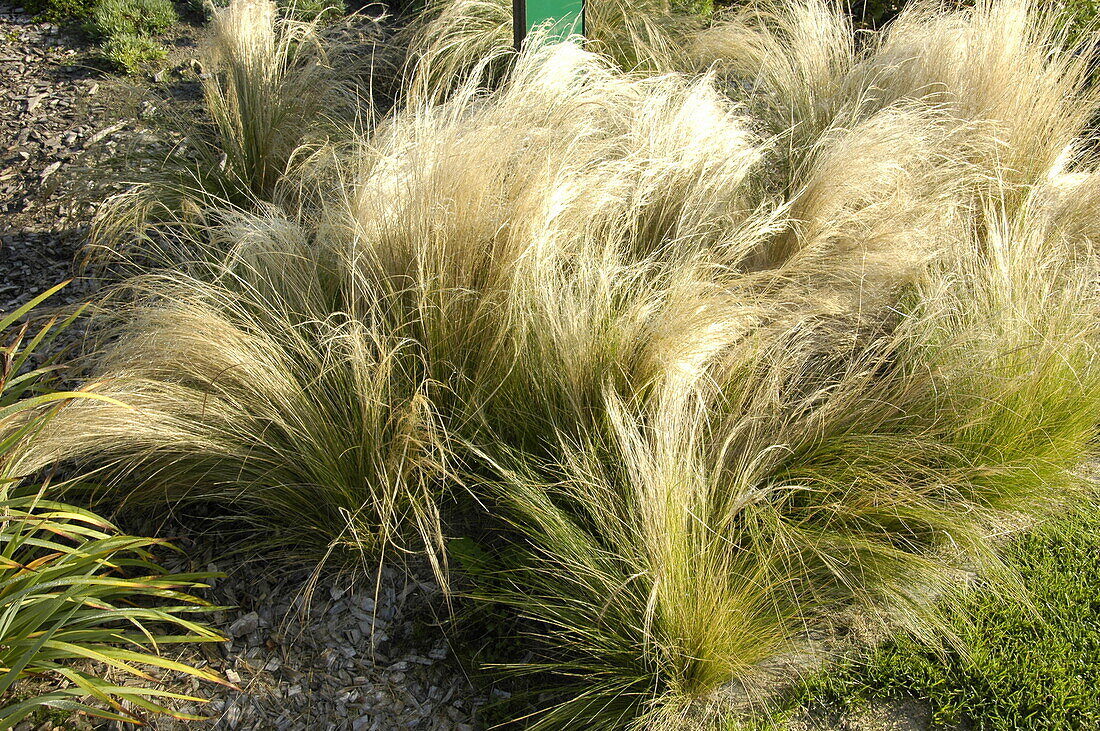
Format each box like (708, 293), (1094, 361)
(29, 1), (1100, 727)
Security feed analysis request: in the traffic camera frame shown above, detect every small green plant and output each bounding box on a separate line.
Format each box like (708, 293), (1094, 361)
(0, 283), (231, 726)
(101, 32), (169, 73)
(23, 0), (177, 78)
(88, 0), (178, 38)
(88, 0), (176, 75)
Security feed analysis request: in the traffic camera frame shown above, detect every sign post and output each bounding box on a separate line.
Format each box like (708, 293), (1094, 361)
(513, 0), (585, 50)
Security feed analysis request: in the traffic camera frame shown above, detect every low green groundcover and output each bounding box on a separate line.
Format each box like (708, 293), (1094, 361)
(788, 501), (1100, 730)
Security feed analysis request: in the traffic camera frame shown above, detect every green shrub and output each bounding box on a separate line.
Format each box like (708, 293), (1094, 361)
(101, 32), (168, 73)
(1057, 0), (1100, 40)
(88, 0), (178, 38)
(0, 283), (231, 726)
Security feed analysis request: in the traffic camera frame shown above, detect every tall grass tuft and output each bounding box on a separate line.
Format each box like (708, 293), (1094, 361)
(27, 0), (1100, 727)
(91, 0), (377, 263)
(13, 263), (450, 571)
(692, 0), (1098, 198)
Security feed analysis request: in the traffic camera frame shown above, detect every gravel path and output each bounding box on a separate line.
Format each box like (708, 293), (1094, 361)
(146, 554), (489, 731)
(1, 3), (113, 311)
(2, 6), (489, 729)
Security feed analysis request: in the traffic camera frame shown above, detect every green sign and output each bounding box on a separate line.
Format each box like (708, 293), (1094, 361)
(513, 0), (585, 48)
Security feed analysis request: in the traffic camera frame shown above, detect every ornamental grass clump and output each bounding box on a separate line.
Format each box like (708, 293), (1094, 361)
(21, 0), (1100, 728)
(690, 0), (1097, 202)
(92, 0), (378, 261)
(13, 261), (449, 569)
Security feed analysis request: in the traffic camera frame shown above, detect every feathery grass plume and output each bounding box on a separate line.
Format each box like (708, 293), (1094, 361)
(862, 0), (1098, 188)
(746, 103), (975, 284)
(399, 0), (515, 102)
(25, 42), (767, 566)
(361, 28), (1100, 727)
(462, 190), (1100, 729)
(467, 395), (802, 730)
(911, 202), (1100, 519)
(13, 265), (449, 571)
(393, 10), (1100, 726)
(315, 37), (762, 414)
(90, 0), (376, 265)
(582, 0), (707, 73)
(202, 0), (344, 196)
(689, 0), (856, 149)
(1034, 159), (1100, 251)
(21, 2), (1100, 728)
(692, 0), (1099, 196)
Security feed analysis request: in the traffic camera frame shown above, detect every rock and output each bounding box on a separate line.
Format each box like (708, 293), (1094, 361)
(229, 611), (260, 637)
(39, 160), (60, 180)
(84, 121), (126, 148)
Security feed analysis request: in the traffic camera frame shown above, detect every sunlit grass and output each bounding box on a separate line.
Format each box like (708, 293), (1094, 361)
(21, 1), (1100, 728)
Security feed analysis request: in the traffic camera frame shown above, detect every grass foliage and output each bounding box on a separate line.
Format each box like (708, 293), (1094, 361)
(26, 0), (1100, 727)
(91, 0), (375, 253)
(0, 285), (230, 726)
(789, 501), (1100, 729)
